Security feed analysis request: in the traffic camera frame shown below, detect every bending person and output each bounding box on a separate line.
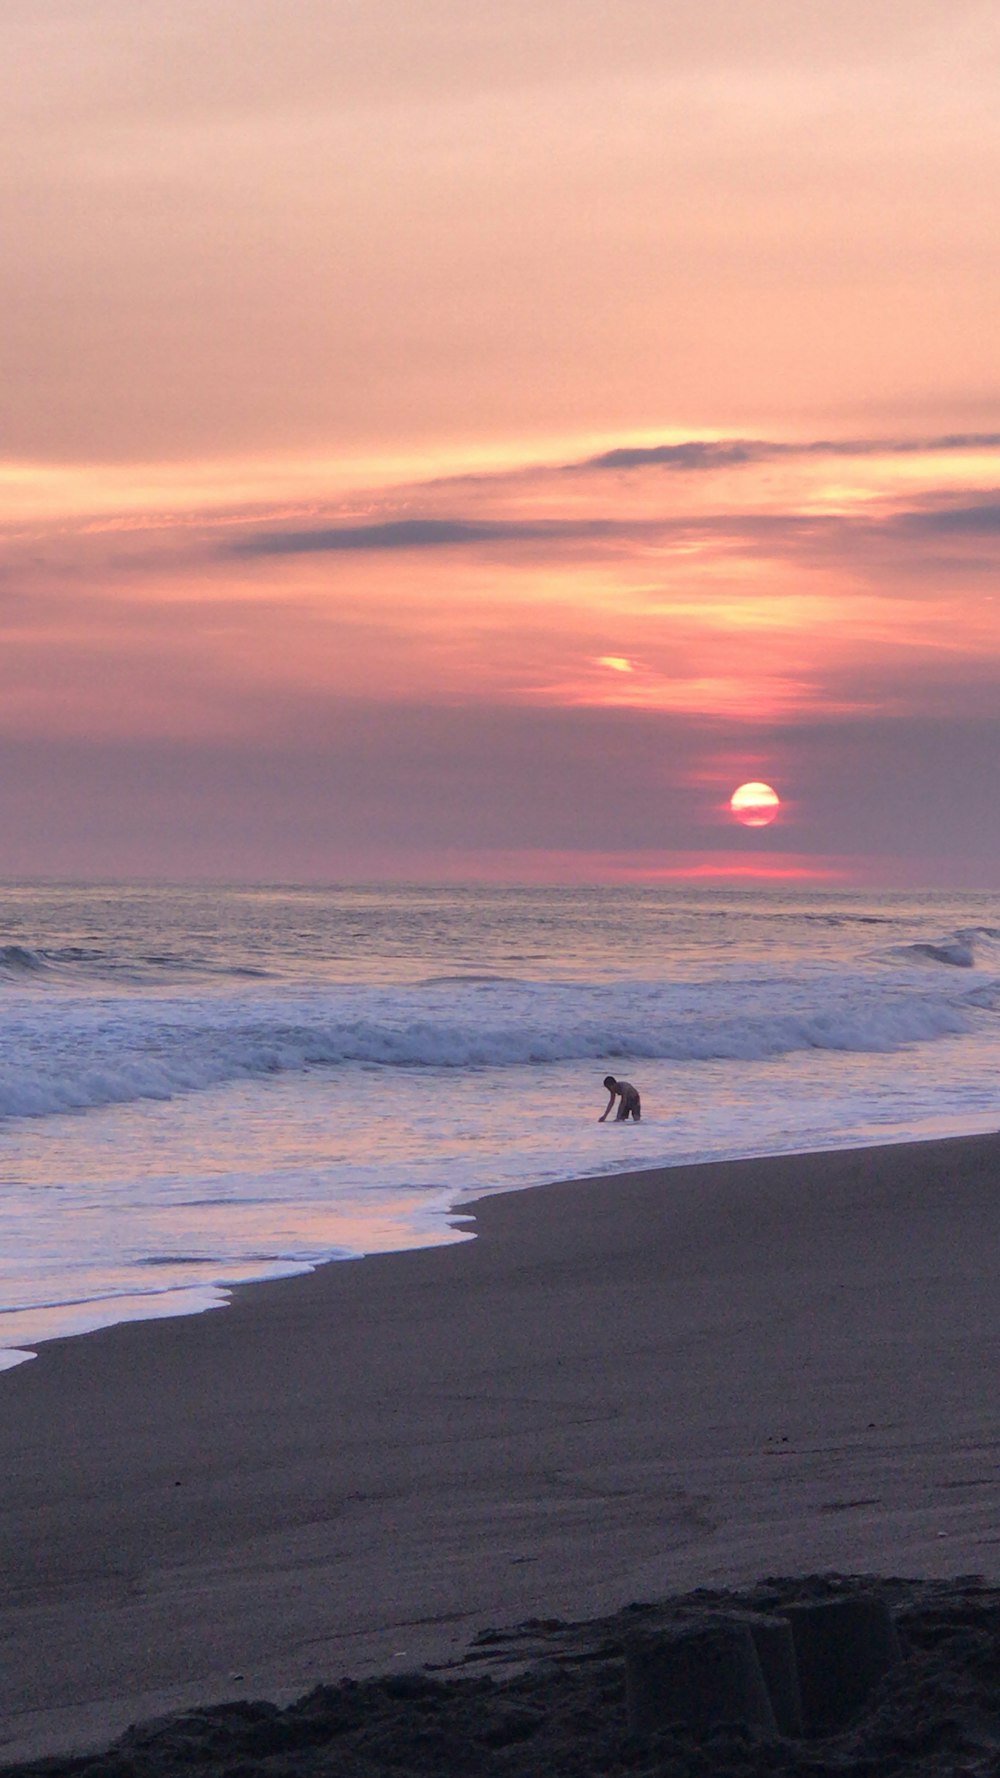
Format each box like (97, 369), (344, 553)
(599, 1075), (641, 1122)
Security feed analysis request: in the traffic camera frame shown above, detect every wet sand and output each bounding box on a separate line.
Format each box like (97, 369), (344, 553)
(2, 1133), (1000, 1764)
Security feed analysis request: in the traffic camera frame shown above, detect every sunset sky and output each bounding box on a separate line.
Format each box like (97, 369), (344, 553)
(2, 0), (999, 884)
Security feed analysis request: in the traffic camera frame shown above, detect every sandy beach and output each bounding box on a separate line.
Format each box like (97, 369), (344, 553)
(2, 1132), (1000, 1766)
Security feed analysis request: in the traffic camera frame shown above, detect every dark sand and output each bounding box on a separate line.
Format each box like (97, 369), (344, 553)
(2, 1134), (1000, 1766)
(7, 1575), (1000, 1777)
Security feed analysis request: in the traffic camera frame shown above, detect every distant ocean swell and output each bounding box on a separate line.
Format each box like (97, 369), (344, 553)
(5, 923), (1000, 985)
(0, 943), (269, 983)
(0, 967), (992, 1122)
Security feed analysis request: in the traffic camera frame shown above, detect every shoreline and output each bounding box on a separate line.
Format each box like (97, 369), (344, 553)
(3, 1130), (1000, 1762)
(4, 1110), (999, 1372)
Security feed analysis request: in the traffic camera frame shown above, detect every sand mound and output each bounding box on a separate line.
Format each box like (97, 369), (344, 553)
(6, 1576), (1000, 1777)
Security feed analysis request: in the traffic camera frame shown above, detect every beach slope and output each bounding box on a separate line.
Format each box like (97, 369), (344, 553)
(2, 1133), (1000, 1761)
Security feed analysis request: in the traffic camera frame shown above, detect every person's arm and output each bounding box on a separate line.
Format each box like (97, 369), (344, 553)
(598, 1089), (616, 1122)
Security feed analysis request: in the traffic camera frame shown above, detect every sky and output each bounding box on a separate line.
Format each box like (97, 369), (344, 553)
(2, 0), (999, 885)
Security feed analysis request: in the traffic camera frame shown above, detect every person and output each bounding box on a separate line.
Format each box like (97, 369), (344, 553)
(599, 1075), (641, 1122)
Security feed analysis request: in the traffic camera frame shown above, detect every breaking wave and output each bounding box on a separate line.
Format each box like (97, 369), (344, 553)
(883, 928), (1000, 970)
(0, 944), (48, 977)
(0, 969), (988, 1122)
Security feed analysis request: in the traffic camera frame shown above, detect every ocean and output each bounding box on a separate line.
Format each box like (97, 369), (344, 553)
(2, 882), (999, 1369)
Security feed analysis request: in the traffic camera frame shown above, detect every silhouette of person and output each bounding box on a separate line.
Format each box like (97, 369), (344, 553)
(599, 1075), (641, 1122)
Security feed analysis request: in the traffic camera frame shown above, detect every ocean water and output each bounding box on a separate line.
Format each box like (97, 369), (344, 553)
(2, 882), (1000, 1369)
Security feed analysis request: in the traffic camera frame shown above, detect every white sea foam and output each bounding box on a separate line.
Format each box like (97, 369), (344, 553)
(0, 967), (988, 1121)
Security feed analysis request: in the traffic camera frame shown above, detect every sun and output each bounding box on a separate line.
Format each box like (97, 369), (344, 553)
(730, 781), (781, 827)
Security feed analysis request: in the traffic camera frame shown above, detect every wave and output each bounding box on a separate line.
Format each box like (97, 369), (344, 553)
(418, 972), (522, 986)
(0, 944), (47, 976)
(883, 928), (1000, 970)
(803, 913), (900, 927)
(0, 941), (272, 985)
(0, 971), (987, 1122)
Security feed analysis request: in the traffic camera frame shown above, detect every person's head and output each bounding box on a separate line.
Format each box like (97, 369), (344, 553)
(603, 1075), (618, 1091)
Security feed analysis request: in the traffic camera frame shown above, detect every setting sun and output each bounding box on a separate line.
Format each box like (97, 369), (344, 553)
(729, 782), (781, 828)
